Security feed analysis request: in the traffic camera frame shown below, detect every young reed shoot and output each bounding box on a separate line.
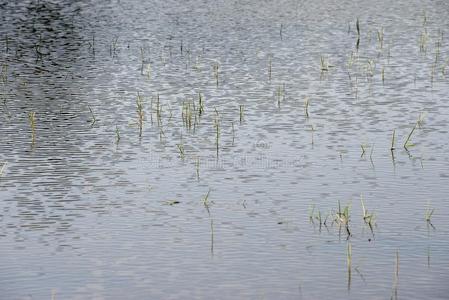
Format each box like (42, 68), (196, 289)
(239, 105), (244, 124)
(28, 111), (36, 144)
(425, 202), (435, 223)
(136, 92), (144, 137)
(304, 97), (310, 118)
(115, 125), (120, 144)
(87, 104), (96, 125)
(404, 123), (417, 149)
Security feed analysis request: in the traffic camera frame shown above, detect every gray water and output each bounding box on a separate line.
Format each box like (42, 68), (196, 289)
(1, 0), (449, 299)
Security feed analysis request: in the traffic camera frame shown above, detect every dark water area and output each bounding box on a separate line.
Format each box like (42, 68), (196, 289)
(1, 0), (449, 299)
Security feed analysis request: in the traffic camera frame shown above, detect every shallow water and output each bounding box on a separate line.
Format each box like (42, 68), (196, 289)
(1, 0), (449, 299)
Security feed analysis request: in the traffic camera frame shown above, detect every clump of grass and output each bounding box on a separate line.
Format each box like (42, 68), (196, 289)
(419, 29), (428, 53)
(177, 143), (185, 159)
(304, 97), (310, 118)
(320, 55), (329, 71)
(335, 200), (351, 236)
(425, 202), (434, 223)
(28, 111), (36, 144)
(417, 112), (426, 128)
(366, 59), (375, 77)
(182, 100), (194, 130)
(361, 194), (375, 229)
(136, 92), (144, 137)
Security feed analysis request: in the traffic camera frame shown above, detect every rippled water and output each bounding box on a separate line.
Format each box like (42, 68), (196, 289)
(1, 0), (449, 299)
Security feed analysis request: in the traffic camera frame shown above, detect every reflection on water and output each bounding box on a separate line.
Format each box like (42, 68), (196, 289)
(1, 0), (449, 299)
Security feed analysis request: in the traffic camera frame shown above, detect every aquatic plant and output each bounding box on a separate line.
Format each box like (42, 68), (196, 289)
(377, 27), (384, 49)
(361, 195), (375, 229)
(335, 200), (351, 236)
(115, 125), (120, 144)
(203, 189), (211, 208)
(239, 105), (244, 124)
(425, 202), (434, 223)
(304, 97), (310, 118)
(320, 55), (329, 71)
(390, 129), (396, 150)
(28, 111), (36, 144)
(404, 123), (417, 149)
(87, 104), (96, 125)
(213, 63), (219, 86)
(198, 92), (205, 116)
(136, 92), (144, 137)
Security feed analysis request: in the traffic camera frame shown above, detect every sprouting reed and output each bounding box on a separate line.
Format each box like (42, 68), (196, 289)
(239, 105), (244, 124)
(115, 125), (120, 144)
(390, 129), (396, 150)
(213, 63), (219, 87)
(198, 92), (204, 116)
(202, 189), (214, 254)
(361, 194), (375, 233)
(377, 27), (384, 49)
(404, 123), (417, 150)
(177, 134), (185, 159)
(136, 92), (144, 137)
(335, 200), (351, 237)
(425, 201), (435, 228)
(87, 104), (96, 126)
(304, 97), (310, 118)
(28, 111), (36, 145)
(277, 84), (285, 108)
(320, 55), (329, 72)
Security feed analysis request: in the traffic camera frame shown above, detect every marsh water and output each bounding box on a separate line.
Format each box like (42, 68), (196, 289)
(1, 0), (449, 299)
